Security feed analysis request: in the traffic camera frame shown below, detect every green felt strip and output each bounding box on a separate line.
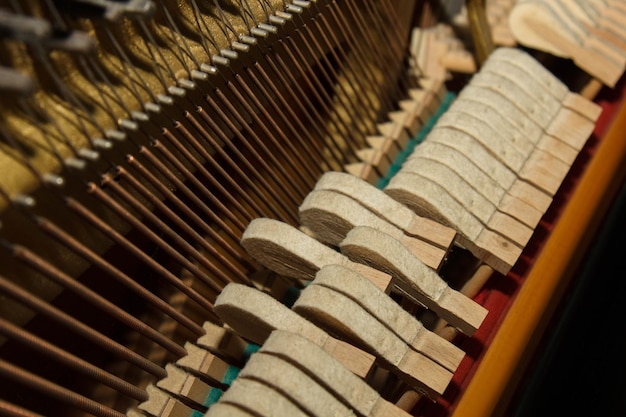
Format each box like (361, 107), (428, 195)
(204, 387), (224, 407)
(281, 285), (302, 307)
(243, 343), (260, 360)
(222, 365), (240, 386)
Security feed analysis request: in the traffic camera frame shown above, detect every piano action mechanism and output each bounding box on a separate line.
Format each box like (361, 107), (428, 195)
(0, 1), (625, 416)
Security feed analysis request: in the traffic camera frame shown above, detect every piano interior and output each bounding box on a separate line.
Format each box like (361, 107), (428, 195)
(0, 0), (625, 416)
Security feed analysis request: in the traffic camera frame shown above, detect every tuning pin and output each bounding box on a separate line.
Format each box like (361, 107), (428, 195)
(92, 138), (113, 151)
(286, 4), (303, 14)
(200, 63), (219, 75)
(211, 55), (230, 67)
(42, 173), (65, 187)
(221, 49), (238, 60)
(292, 0), (311, 8)
(258, 23), (278, 34)
(275, 11), (293, 21)
(0, 9), (51, 43)
(0, 67), (35, 97)
(250, 27), (269, 38)
(13, 194), (36, 208)
(239, 34), (257, 45)
(156, 94), (174, 106)
(43, 31), (95, 54)
(54, 0), (155, 21)
(64, 157), (87, 171)
(177, 78), (196, 90)
(118, 118), (139, 131)
(77, 148), (100, 162)
(190, 70), (209, 81)
(231, 41), (249, 52)
(105, 129), (127, 142)
(269, 15), (286, 26)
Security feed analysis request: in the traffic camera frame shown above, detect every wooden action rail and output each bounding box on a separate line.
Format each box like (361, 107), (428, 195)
(212, 283), (376, 379)
(240, 217), (486, 335)
(292, 283), (454, 398)
(311, 265), (465, 373)
(299, 189), (451, 270)
(409, 1), (516, 80)
(257, 331), (413, 417)
(337, 226), (488, 336)
(452, 67), (626, 417)
(207, 378), (310, 417)
(413, 0), (626, 90)
(509, 0), (626, 87)
(410, 24), (477, 80)
(299, 190), (444, 265)
(385, 47), (600, 275)
(233, 211), (488, 400)
(134, 259), (493, 417)
(237, 352), (362, 417)
(407, 0), (526, 78)
(240, 218), (392, 290)
(310, 171), (456, 251)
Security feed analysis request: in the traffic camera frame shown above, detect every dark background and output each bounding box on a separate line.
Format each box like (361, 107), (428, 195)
(510, 178), (626, 417)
